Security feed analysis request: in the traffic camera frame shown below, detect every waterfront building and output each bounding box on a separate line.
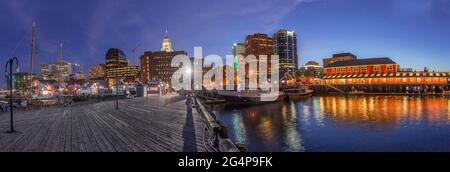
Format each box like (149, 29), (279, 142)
(140, 32), (187, 85)
(317, 56), (450, 93)
(323, 53), (357, 68)
(273, 29), (298, 74)
(7, 72), (37, 92)
(140, 51), (188, 85)
(39, 61), (73, 82)
(324, 57), (399, 76)
(299, 61), (323, 78)
(88, 64), (106, 80)
(244, 33), (274, 84)
(70, 72), (86, 80)
(105, 48), (139, 88)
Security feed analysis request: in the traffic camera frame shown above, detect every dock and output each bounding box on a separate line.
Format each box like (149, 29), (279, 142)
(0, 95), (207, 152)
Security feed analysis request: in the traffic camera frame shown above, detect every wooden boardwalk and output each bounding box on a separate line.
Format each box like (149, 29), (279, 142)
(0, 95), (207, 152)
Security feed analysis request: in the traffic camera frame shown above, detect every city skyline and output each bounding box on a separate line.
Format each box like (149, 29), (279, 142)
(0, 0), (450, 156)
(1, 0), (450, 80)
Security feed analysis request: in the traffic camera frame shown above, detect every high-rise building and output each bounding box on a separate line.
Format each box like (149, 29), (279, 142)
(106, 48), (128, 73)
(244, 33), (274, 80)
(140, 33), (187, 85)
(105, 48), (139, 88)
(232, 43), (245, 71)
(140, 51), (188, 85)
(88, 64), (106, 80)
(273, 29), (298, 74)
(323, 53), (357, 68)
(245, 33), (274, 59)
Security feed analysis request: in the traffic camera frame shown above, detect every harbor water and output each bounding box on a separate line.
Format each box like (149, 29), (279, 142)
(212, 96), (450, 152)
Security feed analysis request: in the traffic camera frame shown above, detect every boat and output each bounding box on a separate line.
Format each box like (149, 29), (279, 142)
(279, 72), (314, 100)
(444, 91), (450, 97)
(218, 90), (285, 104)
(283, 86), (314, 100)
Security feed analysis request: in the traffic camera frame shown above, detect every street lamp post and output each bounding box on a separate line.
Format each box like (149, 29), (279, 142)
(5, 57), (19, 133)
(116, 72), (119, 110)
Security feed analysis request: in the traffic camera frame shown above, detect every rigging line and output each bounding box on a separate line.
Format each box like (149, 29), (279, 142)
(9, 31), (29, 56)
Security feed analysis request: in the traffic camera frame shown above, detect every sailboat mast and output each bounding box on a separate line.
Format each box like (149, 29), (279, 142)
(59, 41), (63, 94)
(29, 22), (36, 96)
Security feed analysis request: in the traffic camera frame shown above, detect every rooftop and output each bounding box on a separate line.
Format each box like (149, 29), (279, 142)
(332, 52), (357, 58)
(326, 57), (397, 68)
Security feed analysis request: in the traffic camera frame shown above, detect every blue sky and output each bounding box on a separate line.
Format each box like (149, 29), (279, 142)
(1, 0), (450, 84)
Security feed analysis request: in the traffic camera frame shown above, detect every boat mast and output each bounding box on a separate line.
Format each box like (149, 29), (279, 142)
(29, 22), (36, 96)
(59, 41), (63, 95)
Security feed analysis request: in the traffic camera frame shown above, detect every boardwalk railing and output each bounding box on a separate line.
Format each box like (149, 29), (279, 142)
(194, 97), (241, 152)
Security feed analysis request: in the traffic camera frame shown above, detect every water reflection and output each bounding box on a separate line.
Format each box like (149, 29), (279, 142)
(230, 111), (248, 144)
(215, 96), (450, 152)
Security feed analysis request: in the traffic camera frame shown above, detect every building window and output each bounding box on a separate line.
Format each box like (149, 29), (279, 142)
(361, 66), (367, 72)
(353, 67), (359, 72)
(374, 65), (381, 71)
(387, 65), (393, 71)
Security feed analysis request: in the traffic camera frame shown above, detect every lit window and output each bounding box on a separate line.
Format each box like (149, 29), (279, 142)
(374, 65), (381, 71)
(387, 65), (393, 71)
(361, 66), (367, 72)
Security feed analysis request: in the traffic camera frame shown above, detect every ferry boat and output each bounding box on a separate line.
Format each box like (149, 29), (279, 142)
(283, 86), (314, 100)
(218, 89), (285, 104)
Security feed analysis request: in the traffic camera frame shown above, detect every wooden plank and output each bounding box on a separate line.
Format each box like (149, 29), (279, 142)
(0, 96), (207, 152)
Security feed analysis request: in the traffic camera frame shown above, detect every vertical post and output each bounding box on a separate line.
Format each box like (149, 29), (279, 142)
(6, 57), (18, 133)
(116, 73), (119, 110)
(9, 60), (14, 133)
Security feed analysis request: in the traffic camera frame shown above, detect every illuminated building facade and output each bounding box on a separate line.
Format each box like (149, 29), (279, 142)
(324, 57), (399, 76)
(7, 72), (37, 92)
(273, 29), (298, 73)
(140, 32), (188, 85)
(244, 33), (274, 82)
(299, 61), (323, 78)
(105, 48), (139, 88)
(140, 50), (188, 85)
(317, 57), (450, 93)
(88, 64), (106, 80)
(39, 61), (73, 82)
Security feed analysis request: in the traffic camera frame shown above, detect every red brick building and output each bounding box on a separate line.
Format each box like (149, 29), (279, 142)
(324, 57), (399, 76)
(317, 57), (449, 93)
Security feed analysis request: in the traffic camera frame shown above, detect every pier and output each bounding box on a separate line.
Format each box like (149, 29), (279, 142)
(0, 95), (207, 152)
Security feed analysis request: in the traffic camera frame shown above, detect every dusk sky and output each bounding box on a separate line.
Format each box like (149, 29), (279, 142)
(1, 0), (450, 84)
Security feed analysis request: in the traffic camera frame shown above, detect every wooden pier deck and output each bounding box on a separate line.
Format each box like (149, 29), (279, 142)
(0, 95), (207, 152)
